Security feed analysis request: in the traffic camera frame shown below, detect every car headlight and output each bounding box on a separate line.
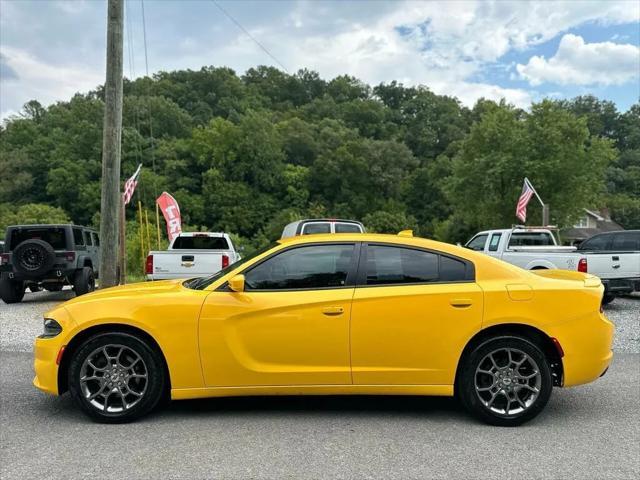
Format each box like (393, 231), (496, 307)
(39, 318), (62, 338)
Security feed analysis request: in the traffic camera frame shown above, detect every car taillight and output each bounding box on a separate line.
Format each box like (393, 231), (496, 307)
(145, 255), (154, 274)
(222, 254), (229, 269)
(64, 252), (76, 262)
(0, 254), (9, 265)
(578, 258), (588, 273)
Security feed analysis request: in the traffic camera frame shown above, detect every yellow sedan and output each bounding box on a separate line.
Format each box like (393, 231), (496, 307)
(34, 232), (613, 426)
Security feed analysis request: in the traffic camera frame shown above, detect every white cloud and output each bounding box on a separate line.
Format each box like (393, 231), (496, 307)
(516, 34), (640, 86)
(1, 0), (639, 118)
(0, 46), (103, 114)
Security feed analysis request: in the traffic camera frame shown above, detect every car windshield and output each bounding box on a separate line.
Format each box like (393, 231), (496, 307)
(172, 236), (229, 250)
(184, 243), (276, 290)
(9, 227), (67, 250)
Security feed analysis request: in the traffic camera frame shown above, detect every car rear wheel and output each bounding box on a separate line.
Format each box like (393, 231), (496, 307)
(68, 333), (166, 423)
(0, 276), (25, 304)
(457, 336), (552, 426)
(73, 267), (95, 296)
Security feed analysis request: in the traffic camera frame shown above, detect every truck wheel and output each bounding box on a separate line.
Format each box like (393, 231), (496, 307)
(73, 267), (96, 296)
(0, 276), (25, 304)
(602, 293), (616, 305)
(12, 239), (56, 278)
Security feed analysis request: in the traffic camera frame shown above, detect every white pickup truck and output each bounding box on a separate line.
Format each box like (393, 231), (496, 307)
(145, 232), (240, 281)
(466, 228), (640, 303)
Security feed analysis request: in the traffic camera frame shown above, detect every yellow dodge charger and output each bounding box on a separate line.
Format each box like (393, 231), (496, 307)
(34, 232), (613, 426)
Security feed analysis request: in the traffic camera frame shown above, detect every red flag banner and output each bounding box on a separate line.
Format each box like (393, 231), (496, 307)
(156, 192), (182, 243)
(122, 164), (142, 206)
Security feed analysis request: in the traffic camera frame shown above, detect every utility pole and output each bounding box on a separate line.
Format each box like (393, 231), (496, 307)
(99, 0), (124, 288)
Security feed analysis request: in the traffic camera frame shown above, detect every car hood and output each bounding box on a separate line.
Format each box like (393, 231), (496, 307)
(61, 279), (187, 306)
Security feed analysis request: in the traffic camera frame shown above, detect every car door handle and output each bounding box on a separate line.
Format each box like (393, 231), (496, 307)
(322, 306), (344, 316)
(612, 264), (620, 269)
(450, 299), (473, 308)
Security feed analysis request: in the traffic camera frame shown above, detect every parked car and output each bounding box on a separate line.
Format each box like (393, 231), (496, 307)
(577, 230), (640, 303)
(145, 232), (240, 281)
(281, 218), (364, 238)
(36, 231), (612, 426)
(0, 224), (99, 304)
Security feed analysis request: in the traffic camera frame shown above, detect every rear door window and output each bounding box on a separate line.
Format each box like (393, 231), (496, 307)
(92, 233), (100, 246)
(84, 231), (93, 246)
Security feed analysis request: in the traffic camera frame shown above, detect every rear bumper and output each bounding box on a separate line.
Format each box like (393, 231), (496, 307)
(549, 311), (614, 387)
(2, 266), (76, 282)
(602, 277), (640, 294)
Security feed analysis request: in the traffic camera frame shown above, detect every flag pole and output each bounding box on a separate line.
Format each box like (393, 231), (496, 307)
(525, 177), (549, 226)
(155, 202), (161, 249)
(118, 196), (126, 284)
(144, 209), (151, 255)
(138, 200), (145, 275)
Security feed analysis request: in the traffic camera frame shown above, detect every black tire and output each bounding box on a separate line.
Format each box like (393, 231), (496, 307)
(68, 332), (166, 423)
(73, 267), (95, 296)
(44, 284), (63, 292)
(12, 239), (55, 277)
(0, 276), (25, 304)
(457, 336), (553, 427)
(602, 293), (616, 305)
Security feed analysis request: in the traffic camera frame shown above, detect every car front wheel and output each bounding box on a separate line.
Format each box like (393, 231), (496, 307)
(457, 336), (553, 426)
(68, 333), (166, 423)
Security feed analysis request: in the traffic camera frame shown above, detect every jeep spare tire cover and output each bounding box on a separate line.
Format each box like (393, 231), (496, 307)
(13, 239), (56, 277)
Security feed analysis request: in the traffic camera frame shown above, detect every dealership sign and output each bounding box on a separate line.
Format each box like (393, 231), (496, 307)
(156, 192), (182, 242)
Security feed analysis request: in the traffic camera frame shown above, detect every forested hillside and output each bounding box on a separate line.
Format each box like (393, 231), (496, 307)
(1, 66), (638, 265)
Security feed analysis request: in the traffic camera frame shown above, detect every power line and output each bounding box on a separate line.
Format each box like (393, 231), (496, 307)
(140, 0), (159, 202)
(209, 0), (289, 73)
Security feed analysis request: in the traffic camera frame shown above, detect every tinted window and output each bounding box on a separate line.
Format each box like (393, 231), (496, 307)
(335, 223), (362, 233)
(9, 228), (67, 250)
(488, 233), (502, 252)
(611, 232), (639, 251)
(245, 244), (354, 290)
(440, 256), (468, 281)
(73, 228), (84, 246)
(508, 232), (555, 247)
(365, 246), (438, 285)
(579, 234), (610, 251)
(92, 233), (100, 246)
(466, 234), (488, 251)
(84, 231), (93, 246)
(172, 236), (229, 250)
(302, 223), (331, 235)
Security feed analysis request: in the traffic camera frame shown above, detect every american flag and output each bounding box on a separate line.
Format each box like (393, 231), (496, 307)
(516, 178), (535, 222)
(122, 164), (142, 206)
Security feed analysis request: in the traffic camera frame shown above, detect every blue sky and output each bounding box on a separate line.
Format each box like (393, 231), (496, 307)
(1, 0), (638, 120)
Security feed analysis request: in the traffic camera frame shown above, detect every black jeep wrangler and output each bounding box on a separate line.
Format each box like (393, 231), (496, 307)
(0, 224), (100, 304)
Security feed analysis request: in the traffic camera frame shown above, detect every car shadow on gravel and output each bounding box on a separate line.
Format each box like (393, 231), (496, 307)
(19, 289), (75, 303)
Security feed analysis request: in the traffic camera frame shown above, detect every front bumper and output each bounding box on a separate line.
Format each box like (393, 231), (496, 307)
(33, 307), (76, 396)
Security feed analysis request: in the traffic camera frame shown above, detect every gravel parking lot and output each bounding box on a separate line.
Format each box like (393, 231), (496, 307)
(1, 289), (639, 479)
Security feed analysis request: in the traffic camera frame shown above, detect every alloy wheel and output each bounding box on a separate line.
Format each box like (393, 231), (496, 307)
(474, 347), (542, 417)
(79, 344), (148, 413)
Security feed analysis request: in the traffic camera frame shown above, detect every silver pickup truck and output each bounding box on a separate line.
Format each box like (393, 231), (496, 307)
(465, 228), (640, 303)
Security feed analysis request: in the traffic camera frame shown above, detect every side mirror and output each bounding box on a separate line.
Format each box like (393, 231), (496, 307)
(228, 274), (245, 292)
